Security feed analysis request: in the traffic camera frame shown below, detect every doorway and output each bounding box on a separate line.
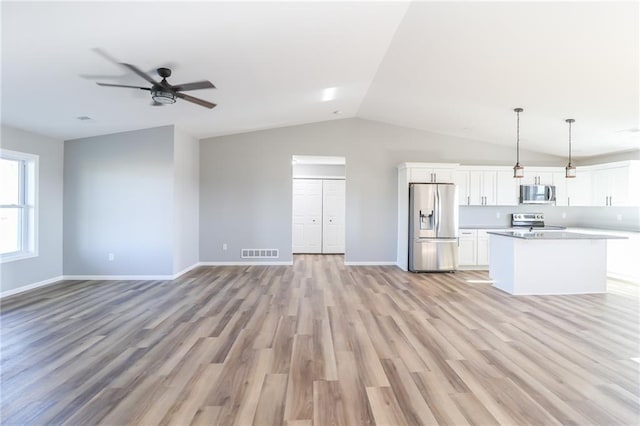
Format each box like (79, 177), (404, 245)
(292, 155), (345, 254)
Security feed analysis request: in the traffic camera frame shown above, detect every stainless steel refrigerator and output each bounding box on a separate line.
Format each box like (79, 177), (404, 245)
(409, 183), (459, 272)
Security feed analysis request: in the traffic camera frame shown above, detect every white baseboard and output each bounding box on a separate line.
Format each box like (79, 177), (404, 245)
(62, 274), (174, 281)
(172, 262), (200, 279)
(343, 261), (398, 266)
(0, 275), (64, 299)
(199, 261), (293, 266)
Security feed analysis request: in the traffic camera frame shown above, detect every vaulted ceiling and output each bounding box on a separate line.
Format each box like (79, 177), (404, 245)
(2, 1), (638, 157)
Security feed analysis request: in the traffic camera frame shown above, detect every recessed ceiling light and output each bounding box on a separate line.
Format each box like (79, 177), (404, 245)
(76, 116), (92, 121)
(322, 87), (337, 102)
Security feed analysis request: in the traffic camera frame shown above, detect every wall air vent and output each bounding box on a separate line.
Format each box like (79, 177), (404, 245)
(241, 249), (279, 259)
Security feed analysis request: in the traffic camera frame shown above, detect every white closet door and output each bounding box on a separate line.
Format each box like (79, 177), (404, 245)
(322, 179), (345, 254)
(292, 179), (322, 253)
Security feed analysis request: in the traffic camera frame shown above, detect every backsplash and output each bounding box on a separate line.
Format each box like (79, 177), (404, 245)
(460, 205), (640, 232)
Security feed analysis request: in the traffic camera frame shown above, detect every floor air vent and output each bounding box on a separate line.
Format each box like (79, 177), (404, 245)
(241, 249), (279, 259)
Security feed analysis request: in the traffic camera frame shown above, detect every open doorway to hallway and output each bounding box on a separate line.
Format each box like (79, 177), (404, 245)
(291, 155), (345, 255)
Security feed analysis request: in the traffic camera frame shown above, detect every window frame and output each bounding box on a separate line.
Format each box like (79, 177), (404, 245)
(0, 149), (38, 263)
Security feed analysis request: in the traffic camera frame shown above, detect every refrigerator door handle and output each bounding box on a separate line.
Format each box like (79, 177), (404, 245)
(435, 187), (441, 235)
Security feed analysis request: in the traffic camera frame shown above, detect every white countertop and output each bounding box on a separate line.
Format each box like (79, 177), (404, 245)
(487, 230), (627, 240)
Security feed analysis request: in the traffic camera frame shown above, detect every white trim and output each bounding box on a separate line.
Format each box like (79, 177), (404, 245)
(0, 275), (63, 299)
(0, 251), (38, 264)
(172, 262), (200, 279)
(344, 261), (398, 266)
(199, 261), (293, 266)
(293, 175), (345, 180)
(62, 275), (174, 281)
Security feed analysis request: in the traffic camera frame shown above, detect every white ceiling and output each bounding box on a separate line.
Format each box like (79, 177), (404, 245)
(2, 1), (638, 158)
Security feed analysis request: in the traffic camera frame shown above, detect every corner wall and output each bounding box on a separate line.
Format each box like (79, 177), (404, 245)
(173, 127), (200, 274)
(63, 126), (175, 276)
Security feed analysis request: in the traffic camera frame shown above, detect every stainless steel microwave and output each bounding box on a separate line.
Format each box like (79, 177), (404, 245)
(519, 185), (556, 204)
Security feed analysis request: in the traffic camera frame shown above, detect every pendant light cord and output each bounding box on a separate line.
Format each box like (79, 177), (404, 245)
(516, 110), (520, 164)
(568, 120), (572, 164)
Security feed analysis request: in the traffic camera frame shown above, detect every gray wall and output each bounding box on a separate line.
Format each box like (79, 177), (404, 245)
(64, 126), (175, 275)
(0, 126), (64, 292)
(200, 117), (562, 263)
(173, 127), (200, 274)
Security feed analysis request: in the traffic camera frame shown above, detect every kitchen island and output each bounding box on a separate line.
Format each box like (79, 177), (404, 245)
(487, 231), (626, 295)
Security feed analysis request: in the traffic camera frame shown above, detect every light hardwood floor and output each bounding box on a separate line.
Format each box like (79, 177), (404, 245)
(1, 255), (638, 425)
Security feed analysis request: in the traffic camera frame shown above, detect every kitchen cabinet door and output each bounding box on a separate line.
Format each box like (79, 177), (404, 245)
(591, 166), (630, 206)
(567, 169), (592, 206)
(410, 167), (455, 183)
(432, 168), (454, 183)
(322, 179), (345, 253)
(495, 170), (519, 205)
(477, 236), (489, 265)
(292, 179), (323, 253)
(453, 171), (470, 206)
(458, 229), (477, 266)
(482, 171), (497, 205)
(522, 170), (554, 185)
(468, 171), (483, 205)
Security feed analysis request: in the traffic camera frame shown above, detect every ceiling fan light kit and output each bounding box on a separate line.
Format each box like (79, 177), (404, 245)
(513, 107), (524, 178)
(151, 90), (176, 104)
(96, 63), (216, 109)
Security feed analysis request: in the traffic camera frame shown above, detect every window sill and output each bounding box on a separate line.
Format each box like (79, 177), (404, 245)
(1, 252), (38, 264)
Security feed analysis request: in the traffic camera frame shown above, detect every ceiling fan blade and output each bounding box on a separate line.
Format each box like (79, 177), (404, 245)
(97, 82), (150, 90)
(176, 92), (216, 109)
(120, 63), (158, 85)
(172, 81), (216, 92)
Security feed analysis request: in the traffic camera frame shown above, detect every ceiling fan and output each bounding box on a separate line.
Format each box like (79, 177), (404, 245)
(96, 63), (216, 109)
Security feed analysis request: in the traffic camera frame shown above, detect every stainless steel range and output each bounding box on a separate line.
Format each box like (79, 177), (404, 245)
(511, 213), (565, 230)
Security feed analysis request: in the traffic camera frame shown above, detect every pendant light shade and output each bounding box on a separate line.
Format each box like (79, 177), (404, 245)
(565, 118), (576, 178)
(513, 108), (524, 178)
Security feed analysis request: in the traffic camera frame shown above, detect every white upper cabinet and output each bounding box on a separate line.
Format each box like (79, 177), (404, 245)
(406, 163), (457, 183)
(468, 169), (496, 206)
(520, 168), (555, 185)
(495, 169), (519, 206)
(590, 161), (639, 206)
(453, 171), (470, 206)
(567, 168), (592, 206)
(456, 166), (514, 206)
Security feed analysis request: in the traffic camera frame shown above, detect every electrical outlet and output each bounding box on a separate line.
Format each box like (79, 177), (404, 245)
(496, 212), (501, 219)
(616, 214), (623, 221)
(108, 253), (115, 261)
(561, 212), (567, 219)
(222, 243), (228, 251)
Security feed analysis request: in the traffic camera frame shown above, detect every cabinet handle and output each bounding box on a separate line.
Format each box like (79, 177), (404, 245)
(467, 195), (470, 205)
(568, 197), (570, 206)
(610, 196), (613, 206)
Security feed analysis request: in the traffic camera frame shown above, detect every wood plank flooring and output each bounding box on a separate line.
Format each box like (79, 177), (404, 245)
(1, 255), (638, 425)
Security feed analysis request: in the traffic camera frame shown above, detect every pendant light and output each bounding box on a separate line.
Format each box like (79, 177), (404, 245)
(513, 107), (524, 178)
(565, 118), (576, 178)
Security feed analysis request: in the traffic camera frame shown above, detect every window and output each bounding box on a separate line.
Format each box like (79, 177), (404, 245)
(0, 149), (38, 262)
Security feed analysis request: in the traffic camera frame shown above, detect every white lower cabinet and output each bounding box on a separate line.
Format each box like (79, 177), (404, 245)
(476, 230), (490, 265)
(459, 228), (501, 269)
(458, 230), (477, 265)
